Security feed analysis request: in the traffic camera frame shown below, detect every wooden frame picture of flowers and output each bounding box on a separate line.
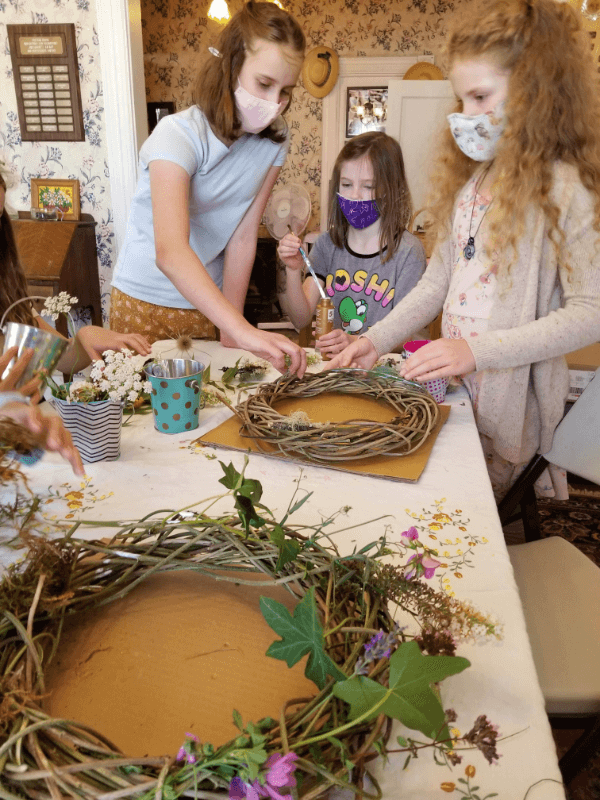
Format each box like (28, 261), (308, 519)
(30, 177), (80, 221)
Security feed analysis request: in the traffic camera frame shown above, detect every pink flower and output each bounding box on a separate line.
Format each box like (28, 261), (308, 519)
(405, 553), (441, 581)
(176, 732), (199, 765)
(229, 753), (298, 800)
(400, 526), (419, 547)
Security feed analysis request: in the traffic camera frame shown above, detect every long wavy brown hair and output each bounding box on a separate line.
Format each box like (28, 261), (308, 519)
(0, 172), (35, 326)
(426, 0), (600, 273)
(194, 1), (305, 145)
(328, 132), (412, 264)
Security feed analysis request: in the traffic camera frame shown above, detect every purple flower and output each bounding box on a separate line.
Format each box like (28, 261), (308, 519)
(400, 526), (419, 547)
(176, 732), (199, 765)
(405, 552), (441, 581)
(229, 777), (260, 800)
(229, 753), (298, 800)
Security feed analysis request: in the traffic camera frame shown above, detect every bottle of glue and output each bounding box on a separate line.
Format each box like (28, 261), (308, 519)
(315, 298), (334, 360)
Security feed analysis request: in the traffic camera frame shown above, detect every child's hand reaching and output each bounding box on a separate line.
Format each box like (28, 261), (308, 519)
(75, 327), (152, 362)
(400, 338), (475, 382)
(277, 232), (304, 271)
(316, 328), (353, 359)
(0, 399), (84, 476)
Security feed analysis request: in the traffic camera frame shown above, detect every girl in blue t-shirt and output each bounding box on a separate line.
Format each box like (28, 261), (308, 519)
(110, 2), (307, 376)
(277, 132), (426, 359)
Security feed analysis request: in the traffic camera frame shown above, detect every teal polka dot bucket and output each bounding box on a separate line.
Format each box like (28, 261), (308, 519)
(144, 359), (204, 434)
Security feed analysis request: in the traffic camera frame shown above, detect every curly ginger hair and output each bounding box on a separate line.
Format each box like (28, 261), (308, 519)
(426, 0), (600, 273)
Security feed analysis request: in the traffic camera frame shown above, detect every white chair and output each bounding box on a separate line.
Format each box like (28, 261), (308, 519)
(499, 366), (600, 539)
(509, 537), (600, 785)
(504, 367), (600, 784)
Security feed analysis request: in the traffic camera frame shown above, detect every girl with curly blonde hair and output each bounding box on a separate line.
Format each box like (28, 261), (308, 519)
(331, 0), (600, 500)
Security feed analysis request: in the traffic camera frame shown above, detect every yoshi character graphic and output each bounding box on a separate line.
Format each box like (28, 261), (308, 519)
(339, 297), (368, 334)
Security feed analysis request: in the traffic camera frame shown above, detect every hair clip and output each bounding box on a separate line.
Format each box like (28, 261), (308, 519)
(208, 47), (223, 58)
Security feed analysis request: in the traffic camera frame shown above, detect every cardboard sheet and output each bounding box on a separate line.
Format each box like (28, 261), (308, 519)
(199, 393), (450, 483)
(44, 570), (315, 757)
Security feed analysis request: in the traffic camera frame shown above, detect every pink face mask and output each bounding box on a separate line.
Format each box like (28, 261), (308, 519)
(234, 81), (286, 134)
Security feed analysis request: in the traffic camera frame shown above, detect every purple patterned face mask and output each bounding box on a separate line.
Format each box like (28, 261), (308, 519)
(337, 194), (380, 229)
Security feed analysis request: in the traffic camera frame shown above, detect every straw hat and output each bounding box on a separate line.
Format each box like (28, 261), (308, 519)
(302, 46), (339, 99)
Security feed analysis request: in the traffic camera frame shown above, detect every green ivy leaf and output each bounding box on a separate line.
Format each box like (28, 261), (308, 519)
(232, 709), (243, 731)
(260, 586), (347, 689)
(270, 523), (302, 571)
(218, 461), (265, 535)
(332, 641), (470, 741)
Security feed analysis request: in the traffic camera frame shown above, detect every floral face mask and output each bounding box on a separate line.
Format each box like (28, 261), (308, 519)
(447, 102), (505, 162)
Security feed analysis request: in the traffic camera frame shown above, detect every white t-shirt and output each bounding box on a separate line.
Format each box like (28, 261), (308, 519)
(112, 105), (289, 308)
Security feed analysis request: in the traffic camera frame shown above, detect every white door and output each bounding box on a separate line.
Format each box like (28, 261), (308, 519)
(386, 79), (455, 216)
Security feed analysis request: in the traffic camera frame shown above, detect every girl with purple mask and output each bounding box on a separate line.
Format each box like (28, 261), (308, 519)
(278, 132), (426, 358)
(110, 2), (307, 377)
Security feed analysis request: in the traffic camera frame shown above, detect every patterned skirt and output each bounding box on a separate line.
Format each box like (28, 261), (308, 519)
(109, 287), (217, 345)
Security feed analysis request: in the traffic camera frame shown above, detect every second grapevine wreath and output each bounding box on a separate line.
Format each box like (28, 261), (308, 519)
(232, 369), (440, 463)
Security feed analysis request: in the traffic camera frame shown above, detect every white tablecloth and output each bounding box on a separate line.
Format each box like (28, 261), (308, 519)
(0, 340), (566, 800)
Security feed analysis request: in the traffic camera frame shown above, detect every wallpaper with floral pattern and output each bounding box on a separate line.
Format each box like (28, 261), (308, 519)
(0, 0), (464, 323)
(0, 0), (114, 321)
(141, 0), (464, 231)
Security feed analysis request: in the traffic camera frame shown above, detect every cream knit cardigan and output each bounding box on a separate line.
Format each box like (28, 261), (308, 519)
(365, 163), (600, 464)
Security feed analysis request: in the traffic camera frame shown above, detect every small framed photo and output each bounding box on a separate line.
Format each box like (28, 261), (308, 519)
(147, 101), (176, 133)
(346, 87), (388, 138)
(30, 178), (80, 221)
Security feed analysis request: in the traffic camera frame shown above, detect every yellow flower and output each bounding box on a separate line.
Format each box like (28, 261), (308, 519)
(455, 509), (462, 513)
(459, 526), (467, 531)
(443, 551), (450, 557)
(465, 765), (476, 778)
(440, 563), (448, 568)
(429, 522), (443, 531)
(67, 501), (82, 510)
(433, 513), (452, 524)
(454, 572), (463, 579)
(456, 549), (463, 555)
(450, 728), (461, 739)
(482, 536), (488, 543)
(65, 491), (84, 501)
(441, 783), (455, 793)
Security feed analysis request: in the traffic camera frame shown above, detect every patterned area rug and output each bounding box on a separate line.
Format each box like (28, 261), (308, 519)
(537, 494), (600, 568)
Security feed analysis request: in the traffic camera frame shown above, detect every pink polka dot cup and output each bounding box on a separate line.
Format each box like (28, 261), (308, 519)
(402, 339), (449, 404)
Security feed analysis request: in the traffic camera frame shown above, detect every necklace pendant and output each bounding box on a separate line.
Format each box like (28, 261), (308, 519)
(464, 237), (475, 260)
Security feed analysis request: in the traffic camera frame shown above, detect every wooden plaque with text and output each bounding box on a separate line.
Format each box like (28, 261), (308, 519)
(7, 23), (85, 142)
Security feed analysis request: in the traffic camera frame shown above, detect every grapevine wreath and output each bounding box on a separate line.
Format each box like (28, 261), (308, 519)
(232, 369), (440, 464)
(0, 432), (500, 800)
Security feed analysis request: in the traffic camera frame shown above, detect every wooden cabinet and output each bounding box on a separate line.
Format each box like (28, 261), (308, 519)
(12, 212), (102, 332)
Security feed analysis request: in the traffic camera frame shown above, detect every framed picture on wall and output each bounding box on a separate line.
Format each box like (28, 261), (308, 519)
(147, 101), (176, 133)
(30, 178), (80, 221)
(346, 87), (388, 138)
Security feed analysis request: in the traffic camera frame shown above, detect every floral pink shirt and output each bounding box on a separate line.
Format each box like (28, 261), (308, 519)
(442, 173), (497, 409)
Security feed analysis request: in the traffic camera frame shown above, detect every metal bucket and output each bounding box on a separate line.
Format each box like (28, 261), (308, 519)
(144, 359), (205, 434)
(1, 322), (68, 386)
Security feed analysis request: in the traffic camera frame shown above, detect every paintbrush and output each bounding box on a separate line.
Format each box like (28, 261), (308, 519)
(287, 224), (326, 300)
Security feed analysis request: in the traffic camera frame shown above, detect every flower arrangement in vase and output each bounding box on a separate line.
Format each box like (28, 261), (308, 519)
(48, 349), (151, 464)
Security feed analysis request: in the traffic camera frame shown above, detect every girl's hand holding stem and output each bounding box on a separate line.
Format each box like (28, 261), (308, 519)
(277, 231), (304, 271)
